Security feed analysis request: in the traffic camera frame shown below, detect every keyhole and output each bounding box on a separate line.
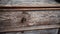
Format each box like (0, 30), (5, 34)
(21, 17), (26, 23)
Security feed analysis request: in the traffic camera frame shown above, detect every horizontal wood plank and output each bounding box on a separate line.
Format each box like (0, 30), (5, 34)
(0, 25), (60, 32)
(0, 7), (60, 11)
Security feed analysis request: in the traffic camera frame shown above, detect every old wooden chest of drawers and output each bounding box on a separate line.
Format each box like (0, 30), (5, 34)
(0, 0), (60, 34)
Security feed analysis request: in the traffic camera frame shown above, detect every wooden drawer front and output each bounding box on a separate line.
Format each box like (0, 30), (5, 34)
(0, 10), (60, 27)
(0, 10), (60, 32)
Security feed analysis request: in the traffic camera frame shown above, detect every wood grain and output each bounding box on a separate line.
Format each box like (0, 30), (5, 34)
(0, 25), (60, 32)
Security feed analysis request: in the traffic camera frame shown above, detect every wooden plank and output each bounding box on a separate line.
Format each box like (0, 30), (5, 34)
(0, 0), (60, 7)
(0, 25), (60, 32)
(0, 4), (60, 7)
(0, 7), (60, 11)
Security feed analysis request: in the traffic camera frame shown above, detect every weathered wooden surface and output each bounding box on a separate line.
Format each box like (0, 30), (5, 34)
(0, 29), (58, 34)
(0, 0), (60, 7)
(0, 10), (60, 26)
(0, 10), (60, 32)
(23, 29), (58, 34)
(0, 25), (60, 32)
(0, 0), (60, 34)
(27, 11), (60, 25)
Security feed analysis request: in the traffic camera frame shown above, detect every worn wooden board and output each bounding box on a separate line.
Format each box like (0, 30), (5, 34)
(0, 10), (60, 32)
(0, 29), (59, 34)
(0, 25), (60, 32)
(0, 0), (60, 7)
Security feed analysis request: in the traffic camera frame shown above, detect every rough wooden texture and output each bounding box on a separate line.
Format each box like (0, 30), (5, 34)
(0, 11), (26, 27)
(0, 0), (60, 7)
(23, 29), (58, 34)
(0, 10), (60, 27)
(26, 11), (60, 26)
(0, 10), (60, 32)
(0, 29), (58, 34)
(0, 25), (60, 32)
(0, 0), (60, 34)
